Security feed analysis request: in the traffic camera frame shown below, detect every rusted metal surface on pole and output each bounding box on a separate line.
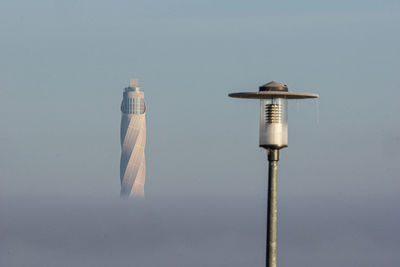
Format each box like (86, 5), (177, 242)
(266, 149), (279, 267)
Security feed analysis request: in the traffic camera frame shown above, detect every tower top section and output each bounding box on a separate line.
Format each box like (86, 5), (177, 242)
(129, 78), (138, 88)
(125, 78), (143, 92)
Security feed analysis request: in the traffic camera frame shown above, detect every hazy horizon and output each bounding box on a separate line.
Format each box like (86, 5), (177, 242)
(2, 194), (399, 266)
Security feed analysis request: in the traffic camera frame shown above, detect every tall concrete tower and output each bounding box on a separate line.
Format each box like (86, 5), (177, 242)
(120, 78), (146, 198)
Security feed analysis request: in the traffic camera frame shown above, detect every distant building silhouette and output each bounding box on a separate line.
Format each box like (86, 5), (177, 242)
(120, 79), (146, 198)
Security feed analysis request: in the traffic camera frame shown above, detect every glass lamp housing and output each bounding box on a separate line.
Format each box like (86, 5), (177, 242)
(229, 80), (318, 149)
(259, 97), (288, 149)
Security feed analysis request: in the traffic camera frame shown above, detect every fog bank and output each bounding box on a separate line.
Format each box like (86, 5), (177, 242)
(1, 194), (399, 267)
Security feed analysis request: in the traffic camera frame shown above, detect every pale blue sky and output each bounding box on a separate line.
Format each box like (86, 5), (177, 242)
(0, 0), (399, 199)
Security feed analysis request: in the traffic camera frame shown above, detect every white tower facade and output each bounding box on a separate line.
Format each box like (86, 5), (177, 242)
(120, 78), (146, 198)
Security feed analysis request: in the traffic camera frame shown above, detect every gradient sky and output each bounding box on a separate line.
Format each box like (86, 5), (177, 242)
(0, 0), (399, 265)
(1, 0), (399, 198)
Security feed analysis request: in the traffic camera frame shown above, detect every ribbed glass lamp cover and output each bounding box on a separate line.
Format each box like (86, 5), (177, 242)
(259, 98), (288, 149)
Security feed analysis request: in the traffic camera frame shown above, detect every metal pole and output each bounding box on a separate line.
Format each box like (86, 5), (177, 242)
(266, 149), (279, 267)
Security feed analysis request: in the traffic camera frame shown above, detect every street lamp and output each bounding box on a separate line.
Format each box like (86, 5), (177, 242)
(229, 81), (318, 267)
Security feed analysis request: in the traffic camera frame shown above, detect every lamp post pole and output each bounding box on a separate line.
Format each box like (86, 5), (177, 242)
(229, 81), (318, 267)
(266, 149), (279, 267)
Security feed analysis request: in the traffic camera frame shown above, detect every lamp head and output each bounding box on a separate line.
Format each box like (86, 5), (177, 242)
(229, 81), (319, 150)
